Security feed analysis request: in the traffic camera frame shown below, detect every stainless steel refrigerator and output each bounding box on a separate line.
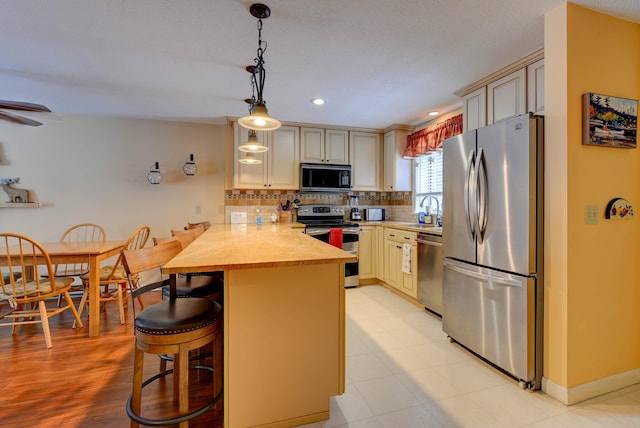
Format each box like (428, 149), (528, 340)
(442, 113), (543, 390)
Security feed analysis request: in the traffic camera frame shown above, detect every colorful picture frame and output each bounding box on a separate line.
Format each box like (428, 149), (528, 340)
(583, 93), (637, 148)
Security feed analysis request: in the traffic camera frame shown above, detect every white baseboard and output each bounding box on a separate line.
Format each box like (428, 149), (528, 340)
(542, 368), (640, 405)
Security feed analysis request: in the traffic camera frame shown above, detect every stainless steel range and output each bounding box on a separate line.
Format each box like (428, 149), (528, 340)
(297, 204), (359, 288)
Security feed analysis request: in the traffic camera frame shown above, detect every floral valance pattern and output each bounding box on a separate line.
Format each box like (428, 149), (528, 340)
(403, 114), (463, 158)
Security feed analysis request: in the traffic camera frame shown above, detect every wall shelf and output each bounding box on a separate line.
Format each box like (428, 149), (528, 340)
(0, 202), (43, 208)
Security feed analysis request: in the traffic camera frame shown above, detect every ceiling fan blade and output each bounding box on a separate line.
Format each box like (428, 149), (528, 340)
(0, 100), (51, 112)
(0, 110), (43, 126)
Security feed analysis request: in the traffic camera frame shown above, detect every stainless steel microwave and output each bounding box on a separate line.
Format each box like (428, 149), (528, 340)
(300, 163), (352, 192)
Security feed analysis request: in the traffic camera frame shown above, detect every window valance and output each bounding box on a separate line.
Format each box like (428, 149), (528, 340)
(403, 114), (463, 158)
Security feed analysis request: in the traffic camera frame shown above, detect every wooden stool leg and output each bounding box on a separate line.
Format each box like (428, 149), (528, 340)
(177, 346), (190, 428)
(130, 344), (145, 428)
(214, 331), (223, 410)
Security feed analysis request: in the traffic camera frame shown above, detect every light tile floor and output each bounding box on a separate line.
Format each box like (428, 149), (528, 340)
(299, 285), (640, 427)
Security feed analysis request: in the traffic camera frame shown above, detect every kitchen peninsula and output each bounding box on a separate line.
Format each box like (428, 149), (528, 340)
(162, 223), (357, 428)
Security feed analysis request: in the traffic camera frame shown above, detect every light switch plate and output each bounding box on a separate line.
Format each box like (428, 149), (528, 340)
(230, 211), (247, 224)
(585, 205), (598, 224)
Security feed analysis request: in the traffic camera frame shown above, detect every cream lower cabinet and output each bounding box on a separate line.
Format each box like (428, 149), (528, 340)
(350, 131), (381, 191)
(375, 226), (384, 280)
(358, 226), (374, 279)
(384, 228), (417, 298)
(233, 123), (300, 189)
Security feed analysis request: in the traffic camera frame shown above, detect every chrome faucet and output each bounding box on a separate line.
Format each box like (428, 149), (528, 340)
(419, 195), (441, 225)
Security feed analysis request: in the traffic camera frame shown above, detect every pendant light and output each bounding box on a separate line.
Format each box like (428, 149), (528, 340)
(239, 152), (262, 165)
(238, 3), (281, 132)
(238, 129), (268, 153)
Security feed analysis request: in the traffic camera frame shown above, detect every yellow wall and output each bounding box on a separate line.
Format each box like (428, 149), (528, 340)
(546, 3), (640, 389)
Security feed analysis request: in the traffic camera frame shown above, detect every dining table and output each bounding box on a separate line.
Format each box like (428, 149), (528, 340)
(0, 239), (126, 337)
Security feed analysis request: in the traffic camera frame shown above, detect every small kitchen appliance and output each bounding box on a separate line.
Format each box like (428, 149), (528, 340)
(349, 207), (361, 221)
(363, 208), (384, 221)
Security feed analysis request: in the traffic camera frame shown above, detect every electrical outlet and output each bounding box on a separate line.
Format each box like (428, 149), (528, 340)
(585, 205), (598, 224)
(195, 205), (201, 214)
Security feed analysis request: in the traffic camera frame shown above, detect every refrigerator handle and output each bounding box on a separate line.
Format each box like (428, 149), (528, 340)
(472, 148), (482, 243)
(477, 148), (489, 242)
(464, 149), (476, 240)
(443, 260), (524, 287)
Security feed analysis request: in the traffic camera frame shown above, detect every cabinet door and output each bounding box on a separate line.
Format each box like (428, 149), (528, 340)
(385, 240), (402, 290)
(325, 129), (349, 164)
(300, 127), (325, 163)
(487, 68), (526, 124)
(463, 87), (486, 131)
(350, 132), (381, 191)
(234, 123), (267, 188)
(401, 245), (418, 298)
(383, 130), (412, 191)
(358, 226), (374, 279)
(375, 226), (385, 280)
(527, 59), (545, 115)
(268, 126), (300, 189)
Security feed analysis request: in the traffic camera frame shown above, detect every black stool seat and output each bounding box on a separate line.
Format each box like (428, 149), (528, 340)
(161, 275), (223, 299)
(135, 297), (221, 335)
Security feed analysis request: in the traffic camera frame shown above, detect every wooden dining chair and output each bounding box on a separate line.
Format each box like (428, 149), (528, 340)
(0, 233), (84, 348)
(53, 223), (106, 306)
(184, 223), (205, 237)
(186, 220), (211, 231)
(121, 241), (223, 427)
(170, 229), (197, 249)
(78, 225), (150, 325)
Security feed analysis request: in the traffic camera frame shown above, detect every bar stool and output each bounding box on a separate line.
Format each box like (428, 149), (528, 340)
(121, 241), (223, 427)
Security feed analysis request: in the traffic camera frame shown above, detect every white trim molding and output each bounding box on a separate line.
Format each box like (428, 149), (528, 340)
(542, 369), (640, 405)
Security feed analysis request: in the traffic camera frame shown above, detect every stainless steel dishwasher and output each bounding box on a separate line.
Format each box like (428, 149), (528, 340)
(417, 232), (443, 317)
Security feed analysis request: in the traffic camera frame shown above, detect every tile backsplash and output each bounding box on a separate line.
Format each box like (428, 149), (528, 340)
(224, 190), (416, 223)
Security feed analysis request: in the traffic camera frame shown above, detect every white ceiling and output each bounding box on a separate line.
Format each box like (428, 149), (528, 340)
(1, 0), (639, 129)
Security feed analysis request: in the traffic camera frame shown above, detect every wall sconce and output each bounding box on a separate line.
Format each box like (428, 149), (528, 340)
(147, 162), (163, 184)
(183, 154), (198, 176)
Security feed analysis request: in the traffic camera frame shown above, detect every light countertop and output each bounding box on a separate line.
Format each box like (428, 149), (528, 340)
(163, 223), (357, 274)
(355, 221), (443, 235)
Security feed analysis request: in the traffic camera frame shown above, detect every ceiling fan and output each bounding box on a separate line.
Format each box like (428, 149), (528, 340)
(0, 100), (51, 127)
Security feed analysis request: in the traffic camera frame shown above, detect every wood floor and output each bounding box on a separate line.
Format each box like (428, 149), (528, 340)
(0, 292), (223, 427)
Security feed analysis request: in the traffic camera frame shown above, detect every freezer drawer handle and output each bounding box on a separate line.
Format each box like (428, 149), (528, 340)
(443, 260), (523, 287)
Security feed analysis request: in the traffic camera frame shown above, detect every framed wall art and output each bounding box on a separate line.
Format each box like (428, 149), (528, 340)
(583, 93), (637, 148)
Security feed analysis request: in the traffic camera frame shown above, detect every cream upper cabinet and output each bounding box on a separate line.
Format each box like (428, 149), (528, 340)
(487, 68), (526, 125)
(350, 131), (381, 191)
(463, 87), (487, 132)
(300, 128), (349, 164)
(527, 59), (545, 115)
(383, 129), (412, 191)
(233, 123), (300, 190)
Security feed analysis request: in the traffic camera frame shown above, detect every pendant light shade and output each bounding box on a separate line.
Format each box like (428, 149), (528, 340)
(238, 101), (281, 131)
(239, 152), (262, 164)
(239, 129), (268, 153)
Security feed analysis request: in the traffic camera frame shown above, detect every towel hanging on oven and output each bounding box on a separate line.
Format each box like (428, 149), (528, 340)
(329, 228), (343, 249)
(402, 243), (411, 274)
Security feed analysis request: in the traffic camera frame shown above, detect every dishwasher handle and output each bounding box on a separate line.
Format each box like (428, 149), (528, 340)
(416, 238), (442, 247)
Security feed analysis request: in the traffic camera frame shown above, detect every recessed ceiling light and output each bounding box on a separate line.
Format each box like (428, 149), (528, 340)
(428, 111), (439, 116)
(311, 98), (326, 106)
